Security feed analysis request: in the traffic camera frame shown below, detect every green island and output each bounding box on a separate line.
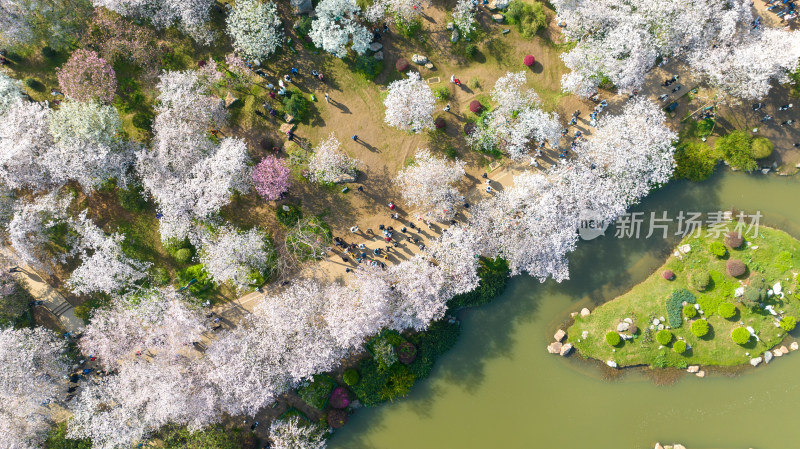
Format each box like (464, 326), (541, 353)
(568, 224), (800, 368)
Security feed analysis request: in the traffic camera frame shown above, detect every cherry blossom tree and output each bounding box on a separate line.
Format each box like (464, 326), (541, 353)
(309, 0), (371, 58)
(57, 49), (117, 103)
(452, 0), (477, 35)
(0, 327), (68, 449)
(0, 0), (92, 50)
(0, 73), (24, 116)
(93, 0), (215, 43)
(268, 417), (327, 449)
(198, 226), (278, 292)
(46, 100), (136, 191)
(364, 0), (424, 24)
(253, 155), (290, 201)
(7, 192), (74, 269)
(394, 149), (465, 220)
(467, 72), (561, 159)
(425, 224), (480, 296)
(226, 0), (283, 60)
(307, 133), (359, 184)
(81, 8), (163, 72)
(66, 211), (151, 295)
(385, 255), (450, 330)
(384, 71), (435, 132)
(0, 101), (54, 190)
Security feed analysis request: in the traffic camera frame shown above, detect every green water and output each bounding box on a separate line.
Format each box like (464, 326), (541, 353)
(330, 171), (800, 449)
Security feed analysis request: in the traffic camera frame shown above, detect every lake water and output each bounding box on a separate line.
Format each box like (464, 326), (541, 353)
(330, 171), (800, 449)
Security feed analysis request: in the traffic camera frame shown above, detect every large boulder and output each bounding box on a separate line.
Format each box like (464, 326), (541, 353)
(492, 13), (505, 23)
(750, 357), (763, 366)
(374, 51), (384, 61)
(554, 329), (566, 342)
(559, 343), (573, 356)
(580, 308), (591, 317)
(606, 360), (618, 368)
(489, 0), (510, 9)
(546, 342), (562, 354)
(369, 42), (383, 52)
(451, 29), (460, 43)
(616, 322), (630, 332)
(332, 173), (357, 184)
(791, 342), (799, 351)
(686, 365), (699, 373)
(291, 0), (313, 14)
(764, 350), (773, 364)
(411, 54), (428, 64)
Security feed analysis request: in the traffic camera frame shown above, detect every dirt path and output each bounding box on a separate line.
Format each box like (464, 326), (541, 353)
(4, 260), (84, 332)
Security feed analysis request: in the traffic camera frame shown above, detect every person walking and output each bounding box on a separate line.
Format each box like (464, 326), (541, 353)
(325, 93), (330, 103)
(444, 103), (450, 112)
(350, 225), (359, 233)
(352, 134), (358, 142)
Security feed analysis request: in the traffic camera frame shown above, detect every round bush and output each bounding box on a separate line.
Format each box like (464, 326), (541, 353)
(709, 241), (727, 257)
(395, 58), (409, 71)
(329, 387), (351, 409)
(752, 137), (774, 159)
(656, 329), (673, 345)
(524, 54), (535, 66)
(174, 248), (193, 264)
(725, 231), (744, 249)
(726, 259), (746, 277)
(690, 271), (711, 291)
(463, 122), (477, 135)
(731, 327), (751, 345)
(397, 341), (417, 364)
(327, 409), (348, 428)
(690, 319), (709, 337)
(718, 302), (737, 319)
(605, 331), (621, 346)
(434, 117), (446, 129)
(673, 340), (687, 354)
(662, 270), (675, 280)
(469, 100), (483, 113)
(780, 316), (797, 332)
(683, 304), (697, 319)
(343, 369), (359, 386)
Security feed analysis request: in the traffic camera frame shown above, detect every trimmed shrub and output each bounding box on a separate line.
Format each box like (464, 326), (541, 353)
(505, 0), (547, 38)
(464, 122), (477, 135)
(709, 241), (727, 257)
(469, 100), (483, 113)
(432, 85), (451, 101)
(397, 342), (417, 364)
(690, 271), (711, 291)
(780, 316), (797, 332)
(666, 289), (696, 328)
(683, 304), (697, 319)
(343, 369), (360, 386)
(605, 331), (621, 346)
(690, 319), (709, 337)
(297, 374), (335, 409)
(174, 248), (192, 264)
(716, 130), (756, 172)
(656, 329), (673, 345)
(283, 92), (309, 121)
(673, 141), (719, 182)
(726, 259), (746, 277)
(329, 387), (351, 409)
(731, 327), (751, 345)
(380, 364), (415, 401)
(524, 55), (535, 66)
(662, 270), (675, 280)
(725, 231), (743, 249)
(718, 302), (737, 319)
(354, 54), (383, 80)
(327, 409), (348, 429)
(673, 340), (687, 354)
(752, 137), (774, 159)
(395, 58), (409, 71)
(434, 117), (446, 129)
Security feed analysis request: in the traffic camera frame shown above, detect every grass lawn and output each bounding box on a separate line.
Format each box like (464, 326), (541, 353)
(568, 224), (800, 368)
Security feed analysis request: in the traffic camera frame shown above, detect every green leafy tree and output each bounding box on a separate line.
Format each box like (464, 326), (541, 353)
(716, 130), (757, 172)
(673, 142), (720, 181)
(656, 329), (673, 345)
(731, 327), (751, 345)
(751, 137), (774, 159)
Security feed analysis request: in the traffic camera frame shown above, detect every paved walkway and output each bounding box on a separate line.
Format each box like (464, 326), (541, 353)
(12, 265), (84, 332)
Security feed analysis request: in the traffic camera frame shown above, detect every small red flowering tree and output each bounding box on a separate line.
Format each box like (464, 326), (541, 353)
(253, 155), (290, 201)
(57, 50), (117, 103)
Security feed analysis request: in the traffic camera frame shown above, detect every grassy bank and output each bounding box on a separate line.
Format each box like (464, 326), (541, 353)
(568, 224), (800, 368)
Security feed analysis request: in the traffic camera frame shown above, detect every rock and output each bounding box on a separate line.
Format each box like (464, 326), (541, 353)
(554, 329), (566, 342)
(761, 168), (771, 175)
(451, 29), (460, 43)
(686, 365), (700, 373)
(373, 51), (384, 61)
(424, 62), (435, 70)
(624, 318), (633, 324)
(791, 342), (799, 351)
(581, 330), (588, 339)
(653, 319), (660, 325)
(547, 342), (562, 354)
(369, 42), (383, 52)
(655, 444), (664, 449)
(773, 282), (782, 294)
(502, 28), (511, 34)
(773, 349), (783, 357)
(446, 22), (454, 31)
(489, 0), (510, 8)
(492, 13), (505, 22)
(279, 123), (296, 134)
(658, 324), (665, 331)
(660, 316), (666, 322)
(606, 360), (618, 368)
(570, 312), (578, 318)
(559, 343), (573, 356)
(678, 244), (691, 254)
(764, 350), (773, 364)
(694, 303), (701, 310)
(735, 287), (744, 297)
(332, 173), (357, 184)
(411, 54), (428, 65)
(580, 308), (591, 317)
(290, 0), (313, 14)
(750, 357), (763, 366)
(616, 322), (630, 332)
(695, 370), (705, 378)
(674, 445), (687, 449)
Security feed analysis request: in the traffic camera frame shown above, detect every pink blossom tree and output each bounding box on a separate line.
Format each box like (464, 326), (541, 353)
(253, 155), (290, 201)
(57, 50), (117, 104)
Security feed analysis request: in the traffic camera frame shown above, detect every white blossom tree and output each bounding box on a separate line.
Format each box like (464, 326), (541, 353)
(226, 0), (283, 60)
(198, 226), (277, 292)
(268, 417), (327, 449)
(7, 192), (74, 268)
(0, 327), (68, 449)
(66, 211), (151, 295)
(394, 149), (465, 220)
(93, 0), (215, 43)
(452, 0), (477, 35)
(384, 71), (435, 132)
(309, 0), (371, 58)
(0, 0), (92, 49)
(467, 72), (561, 159)
(0, 101), (53, 190)
(364, 0), (424, 24)
(425, 224), (480, 296)
(0, 73), (24, 116)
(307, 133), (359, 184)
(385, 255), (450, 330)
